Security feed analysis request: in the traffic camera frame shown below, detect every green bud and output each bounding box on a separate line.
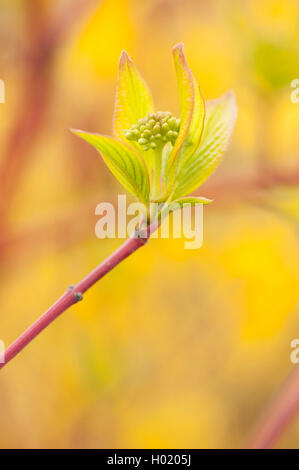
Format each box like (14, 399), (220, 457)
(125, 131), (134, 140)
(153, 123), (161, 134)
(168, 117), (177, 129)
(125, 110), (180, 151)
(143, 129), (151, 138)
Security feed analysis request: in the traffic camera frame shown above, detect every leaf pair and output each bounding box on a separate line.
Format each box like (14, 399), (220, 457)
(72, 44), (237, 210)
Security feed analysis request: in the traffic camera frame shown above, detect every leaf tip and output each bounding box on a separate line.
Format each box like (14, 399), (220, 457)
(70, 128), (82, 137)
(221, 88), (237, 105)
(70, 128), (96, 143)
(223, 89), (237, 105)
(119, 50), (132, 68)
(172, 42), (185, 54)
(172, 43), (189, 67)
(222, 89), (238, 123)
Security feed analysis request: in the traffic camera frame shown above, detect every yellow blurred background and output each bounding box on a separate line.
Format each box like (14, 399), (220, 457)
(0, 0), (299, 449)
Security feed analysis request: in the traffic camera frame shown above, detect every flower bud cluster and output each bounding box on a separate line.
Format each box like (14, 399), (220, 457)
(125, 111), (180, 151)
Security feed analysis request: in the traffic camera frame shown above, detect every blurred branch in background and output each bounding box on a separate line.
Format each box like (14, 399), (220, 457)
(1, 163), (298, 263)
(0, 0), (97, 237)
(247, 349), (299, 448)
(200, 166), (299, 200)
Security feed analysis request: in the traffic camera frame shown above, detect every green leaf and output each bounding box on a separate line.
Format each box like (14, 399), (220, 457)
(171, 90), (237, 200)
(169, 196), (213, 209)
(165, 43), (205, 187)
(72, 130), (150, 203)
(160, 196), (212, 220)
(113, 50), (154, 146)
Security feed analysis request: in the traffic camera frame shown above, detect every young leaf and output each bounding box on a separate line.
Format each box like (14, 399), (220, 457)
(113, 50), (154, 145)
(165, 43), (205, 185)
(160, 196), (212, 220)
(72, 130), (150, 203)
(171, 91), (237, 200)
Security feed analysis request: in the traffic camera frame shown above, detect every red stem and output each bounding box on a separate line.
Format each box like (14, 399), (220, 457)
(0, 229), (151, 370)
(247, 364), (299, 448)
(3, 221), (299, 448)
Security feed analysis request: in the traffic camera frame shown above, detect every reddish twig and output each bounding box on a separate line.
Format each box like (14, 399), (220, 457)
(0, 225), (155, 371)
(197, 166), (299, 201)
(247, 364), (299, 448)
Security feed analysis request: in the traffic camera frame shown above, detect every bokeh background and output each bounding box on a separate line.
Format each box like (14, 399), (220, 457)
(0, 0), (299, 449)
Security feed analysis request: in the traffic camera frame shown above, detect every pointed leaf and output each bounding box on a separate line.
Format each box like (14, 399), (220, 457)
(165, 43), (205, 184)
(160, 196), (212, 220)
(113, 50), (154, 145)
(172, 90), (237, 199)
(169, 196), (213, 209)
(72, 130), (150, 203)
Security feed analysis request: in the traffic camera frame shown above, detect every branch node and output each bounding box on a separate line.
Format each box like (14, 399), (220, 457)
(133, 229), (149, 245)
(67, 285), (83, 302)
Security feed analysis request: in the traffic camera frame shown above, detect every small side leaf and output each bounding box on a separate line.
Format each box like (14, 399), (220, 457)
(160, 196), (212, 220)
(72, 130), (150, 203)
(113, 50), (154, 144)
(172, 90), (237, 200)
